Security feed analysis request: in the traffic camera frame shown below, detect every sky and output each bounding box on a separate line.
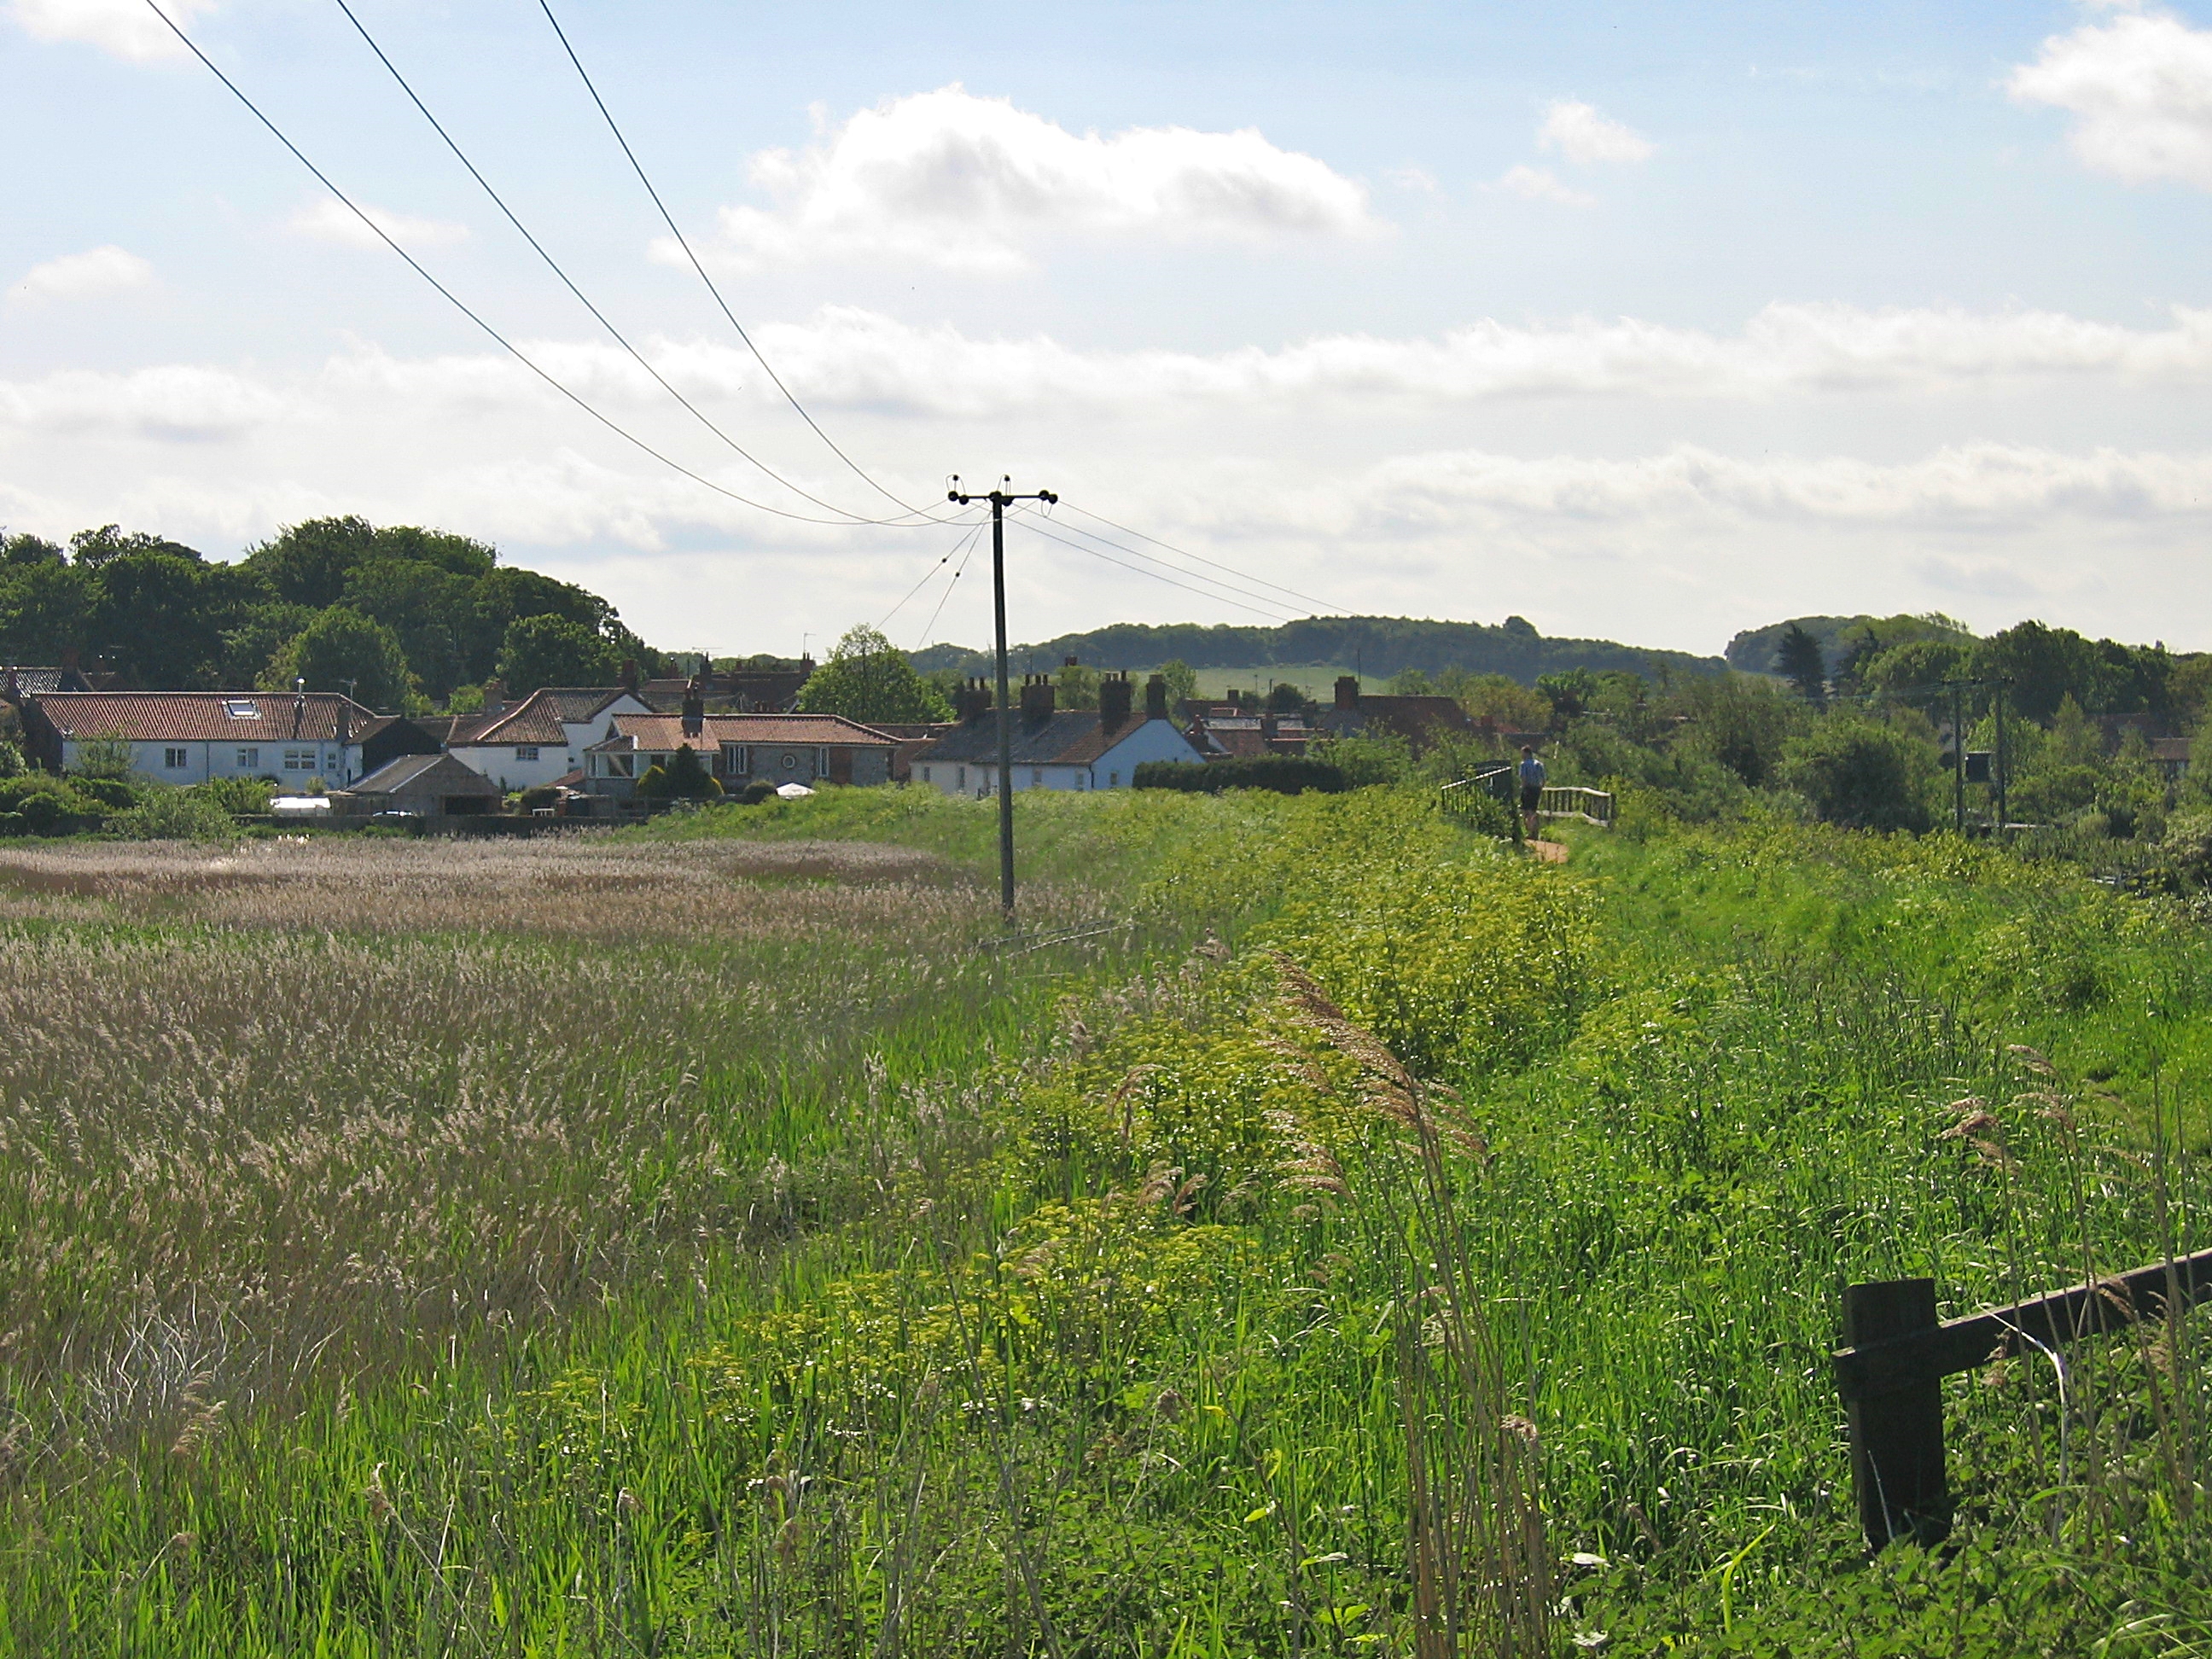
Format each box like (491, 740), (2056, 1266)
(6, 0), (2212, 659)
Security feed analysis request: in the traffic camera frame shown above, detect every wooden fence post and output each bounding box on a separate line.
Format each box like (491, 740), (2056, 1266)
(1842, 1278), (1951, 1550)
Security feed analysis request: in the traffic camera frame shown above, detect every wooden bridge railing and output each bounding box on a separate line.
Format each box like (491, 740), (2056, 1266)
(1538, 785), (1615, 827)
(1833, 1245), (2212, 1549)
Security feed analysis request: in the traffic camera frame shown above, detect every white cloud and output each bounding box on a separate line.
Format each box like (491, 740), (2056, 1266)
(8, 244), (152, 303)
(671, 84), (1379, 273)
(2008, 9), (2212, 189)
(0, 366), (287, 439)
(7, 0), (212, 62)
(289, 197), (469, 251)
(1492, 165), (1595, 206)
(1537, 99), (1654, 166)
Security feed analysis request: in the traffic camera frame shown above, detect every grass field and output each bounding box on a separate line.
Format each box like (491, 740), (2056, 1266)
(1, 789), (2208, 1655)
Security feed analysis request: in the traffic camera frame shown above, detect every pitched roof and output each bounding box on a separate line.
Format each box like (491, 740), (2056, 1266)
(1, 666), (95, 699)
(917, 712), (1181, 767)
(453, 687), (642, 748)
(588, 712), (899, 752)
(25, 691), (377, 742)
(346, 752), (502, 795)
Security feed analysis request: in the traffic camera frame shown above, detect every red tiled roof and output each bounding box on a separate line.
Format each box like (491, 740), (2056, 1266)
(454, 688), (640, 748)
(592, 712), (898, 750)
(26, 691), (376, 742)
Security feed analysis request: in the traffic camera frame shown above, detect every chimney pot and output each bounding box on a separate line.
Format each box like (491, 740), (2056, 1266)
(1020, 676), (1056, 720)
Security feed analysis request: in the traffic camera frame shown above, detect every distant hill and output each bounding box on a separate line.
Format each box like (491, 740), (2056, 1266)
(912, 615), (1726, 686)
(1725, 613), (1975, 674)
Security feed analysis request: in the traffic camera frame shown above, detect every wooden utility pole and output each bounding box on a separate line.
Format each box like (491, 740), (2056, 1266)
(947, 475), (1057, 922)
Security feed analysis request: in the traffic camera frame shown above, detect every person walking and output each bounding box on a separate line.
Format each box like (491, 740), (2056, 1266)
(1516, 744), (1546, 839)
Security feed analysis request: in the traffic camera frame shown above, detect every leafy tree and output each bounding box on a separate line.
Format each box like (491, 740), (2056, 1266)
(2168, 655), (2212, 730)
(1678, 672), (1803, 788)
(72, 736), (137, 780)
(1778, 717), (1935, 832)
(497, 614), (620, 693)
(1, 531), (63, 567)
(218, 602), (318, 689)
(243, 515), (384, 609)
(68, 524), (203, 570)
(1771, 622), (1827, 703)
(1440, 670), (1550, 731)
(0, 561), (98, 658)
(94, 550), (254, 688)
(265, 607), (416, 711)
(794, 626), (953, 723)
(1267, 681), (1307, 713)
(1861, 637), (1972, 705)
(478, 568), (614, 641)
(1972, 620), (2122, 722)
(1390, 667), (1436, 695)
(0, 739), (20, 779)
(1536, 669), (1594, 723)
(1154, 659), (1199, 709)
(341, 558), (483, 699)
(1056, 661), (1100, 710)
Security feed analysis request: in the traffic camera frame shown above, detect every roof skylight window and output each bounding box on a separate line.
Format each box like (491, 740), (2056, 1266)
(224, 699), (261, 719)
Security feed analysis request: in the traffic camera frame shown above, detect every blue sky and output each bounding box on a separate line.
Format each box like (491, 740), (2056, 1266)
(6, 0), (2211, 657)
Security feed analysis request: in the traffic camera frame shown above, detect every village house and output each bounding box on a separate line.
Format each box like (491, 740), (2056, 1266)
(581, 689), (898, 800)
(330, 753), (506, 820)
(1311, 675), (1478, 754)
(445, 685), (658, 791)
(912, 672), (1204, 795)
(15, 690), (377, 784)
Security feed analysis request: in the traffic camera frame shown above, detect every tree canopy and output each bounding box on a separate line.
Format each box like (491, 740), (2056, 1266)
(795, 626), (953, 724)
(497, 614), (621, 695)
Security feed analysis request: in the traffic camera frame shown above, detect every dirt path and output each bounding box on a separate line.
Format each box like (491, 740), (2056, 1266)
(1526, 839), (1569, 864)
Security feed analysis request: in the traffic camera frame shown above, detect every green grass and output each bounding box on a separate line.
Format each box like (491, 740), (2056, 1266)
(3, 789), (2209, 1654)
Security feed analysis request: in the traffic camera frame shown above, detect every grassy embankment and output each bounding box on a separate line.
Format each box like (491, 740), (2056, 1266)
(0, 789), (2207, 1654)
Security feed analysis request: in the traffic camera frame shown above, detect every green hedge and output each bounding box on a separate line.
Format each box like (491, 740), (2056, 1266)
(1133, 756), (1348, 795)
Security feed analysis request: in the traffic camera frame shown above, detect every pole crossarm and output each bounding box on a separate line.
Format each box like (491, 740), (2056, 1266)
(1835, 1244), (2212, 1400)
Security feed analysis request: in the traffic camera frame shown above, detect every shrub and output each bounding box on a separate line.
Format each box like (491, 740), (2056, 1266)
(0, 740), (22, 779)
(190, 775), (274, 816)
(107, 789), (238, 841)
(1777, 717), (1936, 832)
(0, 776), (104, 835)
(1134, 756), (1348, 795)
(636, 746), (724, 801)
(67, 776), (142, 812)
(72, 735), (136, 780)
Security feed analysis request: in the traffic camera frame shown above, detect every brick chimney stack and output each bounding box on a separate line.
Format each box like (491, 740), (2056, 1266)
(1099, 672), (1133, 728)
(1334, 675), (1360, 711)
(1020, 673), (1056, 721)
(1144, 673), (1168, 719)
(482, 678), (507, 718)
(619, 658), (639, 692)
(953, 678), (992, 723)
(681, 673), (706, 739)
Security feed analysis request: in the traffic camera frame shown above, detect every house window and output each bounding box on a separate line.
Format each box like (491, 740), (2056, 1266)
(282, 749), (316, 771)
(1075, 771), (1086, 790)
(721, 743), (749, 776)
(163, 748), (188, 771)
(223, 699), (260, 720)
(1109, 771), (1120, 787)
(957, 765), (967, 789)
(515, 745), (538, 762)
(1032, 768), (1044, 787)
(921, 765), (931, 783)
(236, 748), (259, 770)
(783, 752), (797, 771)
(609, 754), (633, 777)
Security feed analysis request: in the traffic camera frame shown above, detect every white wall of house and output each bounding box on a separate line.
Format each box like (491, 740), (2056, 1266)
(911, 718), (1203, 796)
(73, 737), (361, 787)
(451, 693), (653, 791)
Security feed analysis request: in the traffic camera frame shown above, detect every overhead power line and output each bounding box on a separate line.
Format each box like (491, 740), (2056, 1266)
(140, 0), (932, 529)
(916, 523), (985, 649)
(326, 0), (945, 528)
(1055, 500), (1342, 615)
(1010, 509), (1304, 623)
(535, 0), (932, 521)
(880, 518), (986, 630)
(1021, 506), (1328, 620)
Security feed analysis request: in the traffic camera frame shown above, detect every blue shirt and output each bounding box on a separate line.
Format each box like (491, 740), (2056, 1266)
(1518, 755), (1545, 788)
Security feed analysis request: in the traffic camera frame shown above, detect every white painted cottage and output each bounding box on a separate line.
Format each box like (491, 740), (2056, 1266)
(912, 672), (1203, 795)
(445, 686), (657, 791)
